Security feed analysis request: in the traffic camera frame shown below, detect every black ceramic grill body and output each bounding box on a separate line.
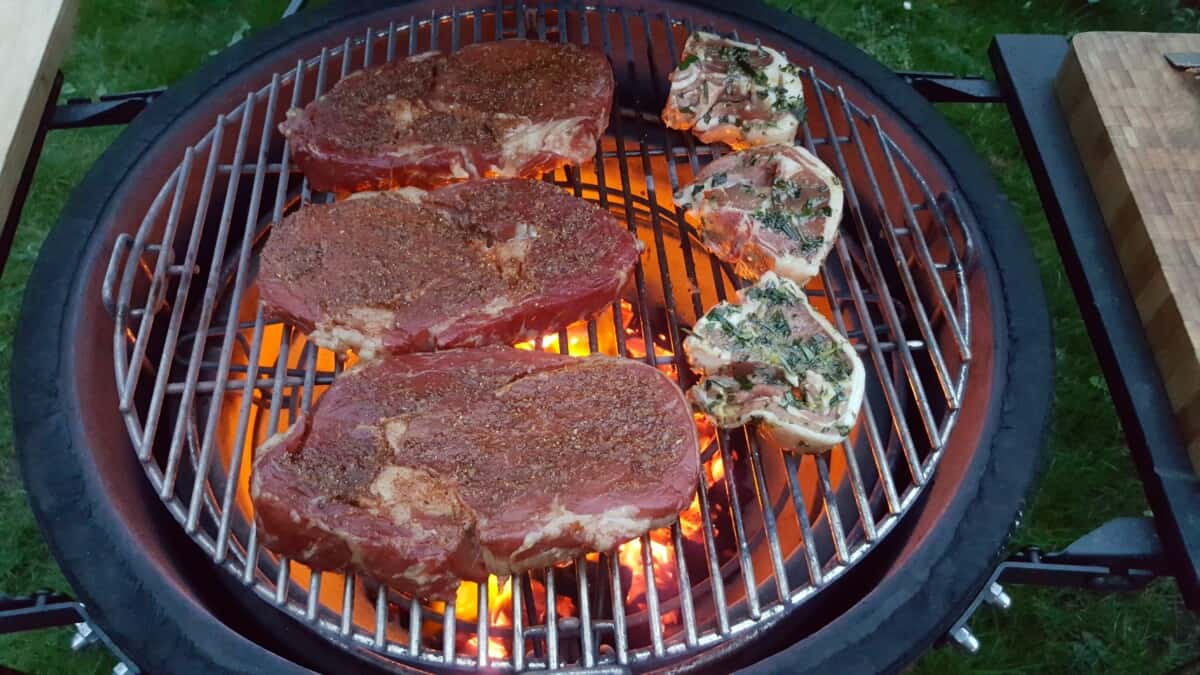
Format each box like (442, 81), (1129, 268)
(12, 1), (1052, 673)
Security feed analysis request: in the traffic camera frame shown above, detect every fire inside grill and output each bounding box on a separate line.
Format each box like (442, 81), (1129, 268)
(108, 2), (976, 671)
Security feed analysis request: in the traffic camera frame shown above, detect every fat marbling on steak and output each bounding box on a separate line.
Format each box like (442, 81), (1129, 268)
(250, 346), (700, 599)
(280, 39), (614, 192)
(684, 273), (864, 452)
(674, 144), (843, 286)
(257, 179), (640, 358)
(662, 32), (805, 149)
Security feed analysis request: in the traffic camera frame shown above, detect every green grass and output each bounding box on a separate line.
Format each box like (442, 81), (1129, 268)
(2, 0), (1198, 672)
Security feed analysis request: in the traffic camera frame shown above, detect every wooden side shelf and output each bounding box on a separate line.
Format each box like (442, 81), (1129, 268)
(1056, 31), (1200, 473)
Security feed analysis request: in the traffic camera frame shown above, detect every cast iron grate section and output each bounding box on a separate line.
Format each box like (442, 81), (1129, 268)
(102, 2), (975, 671)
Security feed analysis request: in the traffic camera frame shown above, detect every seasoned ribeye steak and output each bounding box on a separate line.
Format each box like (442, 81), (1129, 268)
(684, 273), (864, 452)
(662, 32), (805, 149)
(250, 346), (700, 599)
(674, 144), (843, 286)
(257, 179), (640, 357)
(280, 40), (614, 192)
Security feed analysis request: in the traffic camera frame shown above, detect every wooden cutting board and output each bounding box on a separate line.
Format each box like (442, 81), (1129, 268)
(1055, 32), (1200, 473)
(0, 0), (78, 238)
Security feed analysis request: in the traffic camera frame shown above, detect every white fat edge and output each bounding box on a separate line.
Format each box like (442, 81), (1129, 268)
(480, 295), (515, 317)
(484, 502), (654, 575)
(499, 115), (596, 173)
(309, 319), (387, 362)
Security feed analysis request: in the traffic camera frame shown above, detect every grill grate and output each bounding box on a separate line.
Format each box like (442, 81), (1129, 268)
(104, 1), (975, 670)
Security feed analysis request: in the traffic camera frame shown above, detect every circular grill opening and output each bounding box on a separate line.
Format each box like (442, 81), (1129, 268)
(107, 4), (976, 670)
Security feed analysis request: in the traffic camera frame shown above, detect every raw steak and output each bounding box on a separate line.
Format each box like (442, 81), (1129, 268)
(257, 179), (641, 357)
(250, 346), (700, 599)
(684, 273), (864, 452)
(280, 40), (614, 192)
(662, 32), (805, 149)
(674, 144), (843, 286)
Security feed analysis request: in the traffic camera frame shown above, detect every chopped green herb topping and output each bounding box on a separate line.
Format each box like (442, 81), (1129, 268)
(679, 53), (699, 69)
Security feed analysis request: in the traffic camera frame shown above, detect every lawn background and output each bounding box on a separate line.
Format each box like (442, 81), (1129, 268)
(1, 1), (1198, 673)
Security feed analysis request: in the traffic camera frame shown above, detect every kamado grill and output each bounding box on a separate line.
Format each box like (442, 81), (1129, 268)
(10, 1), (1056, 673)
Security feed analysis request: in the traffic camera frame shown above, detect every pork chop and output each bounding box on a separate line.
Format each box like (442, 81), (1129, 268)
(684, 273), (864, 452)
(662, 32), (805, 149)
(250, 346), (700, 599)
(674, 144), (843, 286)
(280, 40), (614, 193)
(257, 179), (640, 358)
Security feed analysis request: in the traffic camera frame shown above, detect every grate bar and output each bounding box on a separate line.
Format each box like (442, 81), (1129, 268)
(408, 598), (422, 657)
(374, 585), (388, 649)
(810, 240), (890, 533)
(185, 78), (280, 533)
(576, 557), (596, 666)
(341, 573), (356, 636)
(511, 575), (525, 670)
(307, 572), (322, 621)
(477, 580), (490, 667)
(213, 304), (266, 561)
(816, 454), (849, 562)
(443, 600), (457, 663)
(747, 436), (792, 601)
(608, 553), (628, 664)
(545, 569), (559, 668)
(158, 98), (255, 500)
(134, 128), (223, 463)
(842, 104), (961, 411)
(717, 431), (761, 618)
(783, 451), (824, 587)
(116, 152), (192, 414)
(799, 70), (928, 485)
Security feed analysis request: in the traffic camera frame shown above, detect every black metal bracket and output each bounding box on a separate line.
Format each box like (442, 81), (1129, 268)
(0, 591), (139, 673)
(998, 517), (1166, 591)
(896, 71), (1002, 103)
(51, 88), (164, 129)
(948, 517), (1168, 653)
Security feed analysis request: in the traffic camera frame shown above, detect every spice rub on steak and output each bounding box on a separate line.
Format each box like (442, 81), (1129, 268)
(662, 32), (805, 149)
(279, 40), (614, 192)
(684, 273), (864, 452)
(674, 144), (843, 286)
(257, 179), (640, 357)
(250, 346), (700, 600)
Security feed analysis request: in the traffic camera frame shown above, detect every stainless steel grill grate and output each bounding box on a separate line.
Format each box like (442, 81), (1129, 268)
(103, 1), (976, 670)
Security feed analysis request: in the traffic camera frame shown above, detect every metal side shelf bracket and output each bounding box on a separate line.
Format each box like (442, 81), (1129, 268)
(0, 591), (139, 675)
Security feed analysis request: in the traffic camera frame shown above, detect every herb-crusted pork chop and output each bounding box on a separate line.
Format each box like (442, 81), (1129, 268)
(674, 144), (844, 286)
(280, 40), (614, 192)
(662, 32), (805, 149)
(251, 346), (700, 600)
(684, 273), (864, 452)
(257, 179), (640, 357)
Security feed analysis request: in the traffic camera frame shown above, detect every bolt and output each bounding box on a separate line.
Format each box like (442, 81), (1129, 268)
(113, 663), (130, 675)
(70, 622), (98, 651)
(983, 582), (1012, 610)
(950, 625), (980, 654)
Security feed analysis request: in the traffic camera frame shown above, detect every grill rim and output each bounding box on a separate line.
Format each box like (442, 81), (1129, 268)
(11, 1), (1052, 674)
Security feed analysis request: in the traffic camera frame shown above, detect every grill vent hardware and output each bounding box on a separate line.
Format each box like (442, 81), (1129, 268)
(104, 3), (977, 671)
